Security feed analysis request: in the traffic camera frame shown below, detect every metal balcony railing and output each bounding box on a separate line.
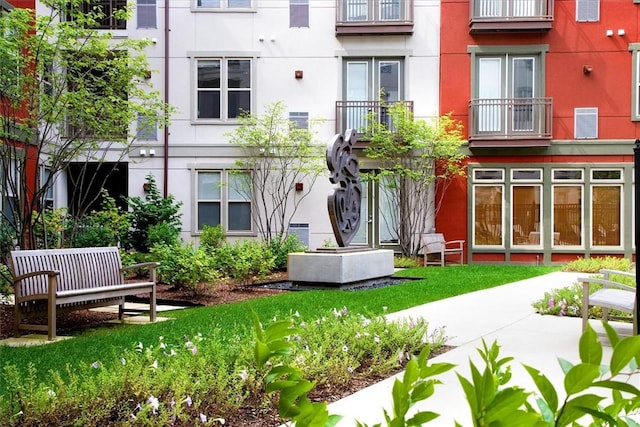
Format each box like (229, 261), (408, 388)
(335, 100), (413, 138)
(336, 0), (413, 35)
(469, 0), (553, 32)
(468, 97), (552, 143)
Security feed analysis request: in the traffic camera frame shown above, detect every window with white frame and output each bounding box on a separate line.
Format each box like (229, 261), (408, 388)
(472, 169), (504, 247)
(196, 0), (252, 9)
(196, 58), (251, 121)
(574, 107), (598, 139)
(2, 160), (18, 228)
(137, 0), (156, 28)
(576, 0), (599, 22)
(591, 169), (623, 247)
(552, 169), (583, 247)
(511, 169), (542, 246)
(196, 170), (251, 232)
(290, 0), (309, 27)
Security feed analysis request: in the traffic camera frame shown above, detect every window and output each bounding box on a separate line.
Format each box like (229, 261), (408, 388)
(575, 108), (598, 139)
(342, 0), (401, 22)
(196, 171), (251, 232)
(472, 169), (504, 246)
(631, 47), (640, 120)
(196, 58), (251, 121)
(342, 58), (403, 132)
(66, 0), (128, 29)
(511, 169), (542, 246)
(137, 112), (157, 140)
(591, 169), (622, 247)
(196, 0), (252, 9)
(576, 0), (599, 22)
(290, 0), (309, 27)
(289, 112), (309, 129)
(552, 169), (583, 247)
(66, 51), (128, 139)
(2, 160), (18, 228)
(137, 0), (156, 28)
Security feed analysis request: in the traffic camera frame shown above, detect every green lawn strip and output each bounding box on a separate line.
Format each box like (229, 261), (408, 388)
(0, 265), (557, 397)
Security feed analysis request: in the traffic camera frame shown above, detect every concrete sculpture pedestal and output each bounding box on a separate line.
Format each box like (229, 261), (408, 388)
(288, 248), (394, 287)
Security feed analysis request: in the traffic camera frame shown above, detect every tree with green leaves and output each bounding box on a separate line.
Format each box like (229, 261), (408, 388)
(364, 102), (466, 257)
(0, 0), (170, 249)
(227, 101), (325, 246)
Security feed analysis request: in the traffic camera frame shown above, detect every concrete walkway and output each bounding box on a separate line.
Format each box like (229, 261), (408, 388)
(327, 271), (636, 426)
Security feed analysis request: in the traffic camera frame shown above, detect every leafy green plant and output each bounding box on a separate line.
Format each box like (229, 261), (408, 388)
(0, 264), (13, 303)
(147, 222), (181, 248)
(150, 243), (218, 295)
(268, 233), (306, 271)
(200, 224), (226, 253)
(456, 324), (640, 426)
(212, 240), (275, 283)
(394, 256), (421, 269)
(252, 311), (342, 427)
(562, 256), (633, 273)
(126, 175), (183, 253)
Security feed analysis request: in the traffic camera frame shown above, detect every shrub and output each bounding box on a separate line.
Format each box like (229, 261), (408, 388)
(147, 222), (181, 248)
(200, 224), (226, 253)
(394, 256), (420, 268)
(150, 243), (218, 295)
(212, 240), (275, 283)
(0, 264), (12, 302)
(126, 175), (183, 253)
(268, 233), (306, 271)
(562, 256), (633, 273)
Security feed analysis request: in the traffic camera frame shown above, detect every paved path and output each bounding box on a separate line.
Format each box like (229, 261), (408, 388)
(327, 271), (636, 426)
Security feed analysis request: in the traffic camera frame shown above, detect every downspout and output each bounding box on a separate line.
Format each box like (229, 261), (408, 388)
(163, 0), (170, 197)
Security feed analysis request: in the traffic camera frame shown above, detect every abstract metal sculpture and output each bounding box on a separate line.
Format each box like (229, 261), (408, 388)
(327, 129), (362, 247)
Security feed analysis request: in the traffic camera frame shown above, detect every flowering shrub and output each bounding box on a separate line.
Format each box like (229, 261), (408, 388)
(0, 307), (440, 426)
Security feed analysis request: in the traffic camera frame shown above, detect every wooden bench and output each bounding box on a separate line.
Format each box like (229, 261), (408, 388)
(421, 233), (465, 267)
(10, 246), (158, 340)
(580, 269), (636, 335)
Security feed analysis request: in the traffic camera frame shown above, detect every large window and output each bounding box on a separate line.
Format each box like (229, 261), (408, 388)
(196, 58), (251, 121)
(473, 169), (504, 246)
(552, 169), (583, 247)
(591, 169), (622, 247)
(511, 169), (542, 246)
(196, 171), (251, 232)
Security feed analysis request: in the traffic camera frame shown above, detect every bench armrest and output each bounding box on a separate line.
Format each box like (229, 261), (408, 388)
(580, 277), (635, 293)
(13, 270), (60, 303)
(121, 262), (159, 282)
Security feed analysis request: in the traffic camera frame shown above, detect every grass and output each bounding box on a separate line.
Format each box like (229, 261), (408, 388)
(0, 264), (557, 397)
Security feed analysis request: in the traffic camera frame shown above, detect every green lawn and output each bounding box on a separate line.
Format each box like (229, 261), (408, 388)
(0, 264), (557, 397)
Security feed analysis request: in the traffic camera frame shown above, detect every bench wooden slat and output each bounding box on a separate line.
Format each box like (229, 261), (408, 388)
(10, 247), (158, 340)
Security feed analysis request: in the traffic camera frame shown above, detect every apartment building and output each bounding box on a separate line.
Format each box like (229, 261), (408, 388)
(438, 0), (640, 264)
(35, 0), (442, 251)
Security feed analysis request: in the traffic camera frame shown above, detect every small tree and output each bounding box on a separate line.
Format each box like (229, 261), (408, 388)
(227, 102), (325, 245)
(0, 0), (170, 249)
(364, 102), (466, 257)
(126, 175), (183, 253)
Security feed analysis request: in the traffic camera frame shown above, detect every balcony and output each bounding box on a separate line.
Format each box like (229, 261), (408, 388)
(469, 0), (553, 33)
(468, 98), (552, 148)
(335, 100), (414, 143)
(336, 0), (413, 36)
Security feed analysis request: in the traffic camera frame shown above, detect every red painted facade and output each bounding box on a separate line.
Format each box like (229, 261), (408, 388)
(439, 0), (640, 264)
